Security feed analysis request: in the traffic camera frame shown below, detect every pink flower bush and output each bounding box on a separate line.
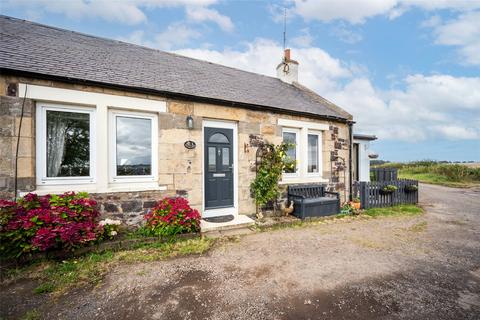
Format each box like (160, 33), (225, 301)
(143, 197), (201, 236)
(0, 192), (104, 258)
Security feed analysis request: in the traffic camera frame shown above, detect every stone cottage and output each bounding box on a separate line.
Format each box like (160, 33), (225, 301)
(0, 16), (353, 226)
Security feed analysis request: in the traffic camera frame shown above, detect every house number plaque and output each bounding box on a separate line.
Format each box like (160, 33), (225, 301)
(184, 140), (196, 149)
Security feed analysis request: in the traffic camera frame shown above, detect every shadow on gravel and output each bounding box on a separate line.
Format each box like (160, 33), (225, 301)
(274, 266), (480, 320)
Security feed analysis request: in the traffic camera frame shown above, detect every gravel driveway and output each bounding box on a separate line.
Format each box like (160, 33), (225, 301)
(2, 183), (480, 319)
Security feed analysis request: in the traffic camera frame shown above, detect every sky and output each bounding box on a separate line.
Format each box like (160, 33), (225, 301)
(2, 0), (480, 162)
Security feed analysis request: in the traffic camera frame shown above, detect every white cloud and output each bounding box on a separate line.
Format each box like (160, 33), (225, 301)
(431, 125), (480, 140)
(291, 0), (480, 24)
(118, 23), (201, 50)
(293, 0), (399, 24)
(291, 28), (314, 47)
(425, 11), (480, 65)
(186, 7), (234, 32)
(330, 23), (363, 44)
(175, 38), (352, 93)
(332, 74), (480, 141)
(174, 39), (480, 142)
(7, 0), (148, 24)
(5, 0), (232, 28)
(155, 23), (201, 49)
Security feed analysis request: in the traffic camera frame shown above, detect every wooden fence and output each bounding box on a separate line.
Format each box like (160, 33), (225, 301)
(354, 179), (418, 209)
(370, 167), (398, 181)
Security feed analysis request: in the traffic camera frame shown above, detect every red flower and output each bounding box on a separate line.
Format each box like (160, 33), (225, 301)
(1, 191), (103, 256)
(144, 197), (200, 236)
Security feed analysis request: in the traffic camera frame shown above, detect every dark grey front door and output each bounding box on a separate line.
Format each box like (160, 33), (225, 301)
(204, 127), (234, 209)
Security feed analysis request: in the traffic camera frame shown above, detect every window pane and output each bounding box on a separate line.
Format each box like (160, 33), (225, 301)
(46, 110), (90, 177)
(283, 131), (297, 173)
(208, 147), (216, 171)
(208, 133), (229, 143)
(116, 116), (152, 176)
(222, 147), (229, 166)
(308, 134), (319, 173)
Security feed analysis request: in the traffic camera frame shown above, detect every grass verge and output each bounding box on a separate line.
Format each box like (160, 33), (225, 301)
(398, 172), (477, 188)
(255, 204), (423, 233)
(374, 161), (480, 188)
(4, 237), (214, 296)
(363, 204), (424, 218)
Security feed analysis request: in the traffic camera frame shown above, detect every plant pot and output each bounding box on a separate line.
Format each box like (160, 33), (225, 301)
(349, 201), (361, 210)
(404, 185), (418, 193)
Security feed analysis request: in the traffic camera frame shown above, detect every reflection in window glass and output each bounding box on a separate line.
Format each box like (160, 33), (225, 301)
(308, 134), (319, 173)
(116, 116), (152, 176)
(208, 147), (216, 171)
(282, 131), (297, 173)
(208, 133), (229, 143)
(46, 110), (90, 177)
(222, 147), (229, 166)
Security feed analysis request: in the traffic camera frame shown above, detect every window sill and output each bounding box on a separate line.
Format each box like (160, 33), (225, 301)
(23, 184), (167, 196)
(279, 176), (329, 185)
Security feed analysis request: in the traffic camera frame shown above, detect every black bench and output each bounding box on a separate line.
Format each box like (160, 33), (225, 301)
(287, 185), (340, 219)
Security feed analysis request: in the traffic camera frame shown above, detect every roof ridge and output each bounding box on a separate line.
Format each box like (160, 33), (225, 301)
(0, 15), (289, 84)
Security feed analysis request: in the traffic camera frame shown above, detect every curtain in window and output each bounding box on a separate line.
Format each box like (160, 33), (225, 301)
(308, 134), (319, 173)
(46, 112), (67, 177)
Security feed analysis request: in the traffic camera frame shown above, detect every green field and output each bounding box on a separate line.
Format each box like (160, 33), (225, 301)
(374, 161), (480, 187)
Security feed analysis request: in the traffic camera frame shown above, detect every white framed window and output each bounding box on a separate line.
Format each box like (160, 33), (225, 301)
(108, 110), (158, 183)
(36, 103), (96, 185)
(282, 128), (300, 177)
(307, 131), (322, 176)
(280, 119), (328, 183)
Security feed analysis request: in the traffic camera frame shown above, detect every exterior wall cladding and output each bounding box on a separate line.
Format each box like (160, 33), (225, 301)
(0, 75), (351, 225)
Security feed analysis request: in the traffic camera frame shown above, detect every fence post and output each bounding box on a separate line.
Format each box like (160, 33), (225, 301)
(360, 182), (367, 209)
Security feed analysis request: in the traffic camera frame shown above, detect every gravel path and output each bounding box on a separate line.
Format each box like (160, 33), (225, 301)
(2, 183), (480, 319)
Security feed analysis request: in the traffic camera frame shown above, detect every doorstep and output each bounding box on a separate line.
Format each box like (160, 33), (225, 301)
(200, 214), (255, 234)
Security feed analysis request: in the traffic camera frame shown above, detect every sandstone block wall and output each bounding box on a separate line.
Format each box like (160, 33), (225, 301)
(0, 95), (36, 199)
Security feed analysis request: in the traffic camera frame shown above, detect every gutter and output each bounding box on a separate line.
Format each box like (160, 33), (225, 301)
(1, 68), (351, 124)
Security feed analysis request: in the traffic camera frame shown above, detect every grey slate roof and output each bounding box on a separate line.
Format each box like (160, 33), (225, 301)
(0, 15), (351, 120)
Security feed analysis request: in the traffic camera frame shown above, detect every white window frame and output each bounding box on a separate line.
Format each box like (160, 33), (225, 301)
(36, 103), (96, 186)
(282, 127), (301, 178)
(279, 119), (329, 184)
(306, 130), (322, 177)
(108, 109), (158, 184)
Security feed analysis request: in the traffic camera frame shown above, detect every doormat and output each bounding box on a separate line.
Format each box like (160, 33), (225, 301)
(203, 215), (235, 223)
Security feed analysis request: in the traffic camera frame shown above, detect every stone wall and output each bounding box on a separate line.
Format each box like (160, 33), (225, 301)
(0, 95), (36, 199)
(0, 75), (351, 223)
(162, 100), (351, 215)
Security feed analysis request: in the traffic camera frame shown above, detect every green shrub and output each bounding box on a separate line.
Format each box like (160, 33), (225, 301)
(380, 185), (397, 194)
(250, 142), (295, 207)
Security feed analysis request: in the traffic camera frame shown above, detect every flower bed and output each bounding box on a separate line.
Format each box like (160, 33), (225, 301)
(0, 192), (114, 259)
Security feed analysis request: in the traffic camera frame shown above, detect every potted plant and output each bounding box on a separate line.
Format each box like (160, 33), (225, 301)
(349, 197), (361, 210)
(380, 184), (397, 195)
(404, 184), (418, 193)
(340, 203), (353, 215)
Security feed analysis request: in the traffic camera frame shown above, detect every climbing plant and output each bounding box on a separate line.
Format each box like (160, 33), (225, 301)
(250, 142), (296, 213)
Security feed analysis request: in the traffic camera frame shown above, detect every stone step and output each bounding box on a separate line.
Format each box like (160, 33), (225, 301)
(200, 214), (255, 235)
(202, 226), (255, 238)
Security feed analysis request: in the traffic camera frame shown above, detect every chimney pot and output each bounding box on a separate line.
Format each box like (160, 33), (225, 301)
(276, 48), (299, 84)
(284, 48), (291, 61)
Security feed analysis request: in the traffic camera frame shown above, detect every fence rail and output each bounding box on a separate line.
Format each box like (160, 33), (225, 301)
(370, 167), (398, 181)
(355, 179), (418, 209)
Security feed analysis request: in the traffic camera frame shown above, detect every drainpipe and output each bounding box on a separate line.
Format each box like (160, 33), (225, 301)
(347, 121), (354, 202)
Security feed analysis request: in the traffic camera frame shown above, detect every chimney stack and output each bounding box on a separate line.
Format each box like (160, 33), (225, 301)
(276, 48), (299, 84)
